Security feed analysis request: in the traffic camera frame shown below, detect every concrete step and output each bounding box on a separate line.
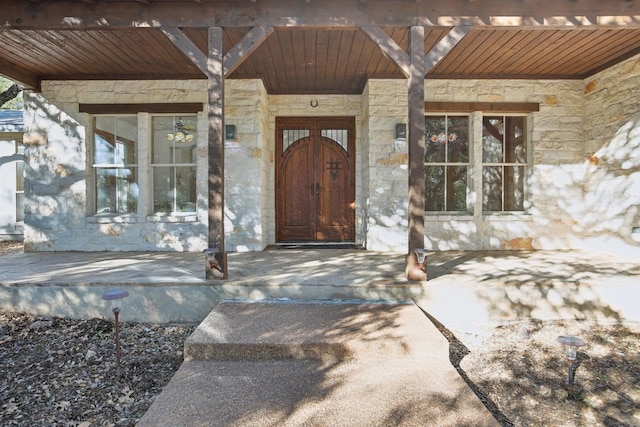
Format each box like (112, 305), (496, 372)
(139, 301), (501, 427)
(183, 300), (438, 362)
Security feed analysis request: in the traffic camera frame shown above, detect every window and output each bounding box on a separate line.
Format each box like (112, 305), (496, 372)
(424, 115), (470, 212)
(93, 116), (138, 214)
(15, 140), (24, 222)
(482, 116), (527, 212)
(151, 116), (197, 213)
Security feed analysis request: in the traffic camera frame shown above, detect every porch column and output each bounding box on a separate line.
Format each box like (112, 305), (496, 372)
(207, 27), (227, 279)
(405, 26), (427, 281)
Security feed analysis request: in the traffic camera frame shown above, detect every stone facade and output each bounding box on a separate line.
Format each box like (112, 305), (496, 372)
(21, 53), (640, 257)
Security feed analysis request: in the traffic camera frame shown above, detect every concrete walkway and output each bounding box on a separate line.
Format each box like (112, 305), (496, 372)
(137, 301), (500, 427)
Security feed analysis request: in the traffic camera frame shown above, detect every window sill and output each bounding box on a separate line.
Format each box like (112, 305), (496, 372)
(425, 213), (474, 221)
(146, 213), (199, 223)
(88, 214), (139, 224)
(482, 212), (532, 221)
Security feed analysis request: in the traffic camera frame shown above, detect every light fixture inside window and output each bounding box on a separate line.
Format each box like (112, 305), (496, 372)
(167, 118), (194, 143)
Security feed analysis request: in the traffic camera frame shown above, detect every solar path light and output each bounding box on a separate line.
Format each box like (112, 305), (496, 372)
(102, 289), (129, 380)
(556, 335), (587, 392)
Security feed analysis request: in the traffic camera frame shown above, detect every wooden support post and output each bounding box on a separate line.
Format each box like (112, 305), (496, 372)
(207, 27), (227, 279)
(406, 25), (427, 281)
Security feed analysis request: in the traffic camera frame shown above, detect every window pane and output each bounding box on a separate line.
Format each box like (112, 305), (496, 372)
(425, 165), (468, 212)
(482, 117), (503, 163)
(482, 166), (502, 211)
(176, 166), (197, 212)
(154, 116), (197, 164)
(425, 116), (446, 163)
(96, 168), (138, 214)
(450, 165), (468, 211)
(16, 193), (24, 222)
(505, 116), (526, 163)
(153, 166), (173, 213)
(283, 129), (310, 152)
(153, 166), (197, 213)
(321, 129), (348, 151)
(16, 159), (24, 192)
(447, 117), (469, 163)
(504, 166), (525, 211)
(425, 165), (445, 211)
(152, 116), (197, 214)
(94, 116), (137, 165)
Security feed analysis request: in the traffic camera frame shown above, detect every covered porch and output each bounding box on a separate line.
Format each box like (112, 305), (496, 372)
(2, 0), (640, 280)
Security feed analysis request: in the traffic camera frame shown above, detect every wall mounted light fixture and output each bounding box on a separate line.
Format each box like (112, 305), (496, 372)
(225, 124), (236, 140)
(395, 123), (407, 139)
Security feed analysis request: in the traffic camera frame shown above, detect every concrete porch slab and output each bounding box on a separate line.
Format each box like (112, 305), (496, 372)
(1, 248), (638, 340)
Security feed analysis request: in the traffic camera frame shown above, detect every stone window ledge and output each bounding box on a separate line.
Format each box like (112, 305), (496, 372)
(425, 215), (474, 222)
(482, 213), (532, 221)
(146, 213), (199, 223)
(88, 214), (138, 224)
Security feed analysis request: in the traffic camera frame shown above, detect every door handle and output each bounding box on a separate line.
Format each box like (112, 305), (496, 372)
(316, 182), (320, 195)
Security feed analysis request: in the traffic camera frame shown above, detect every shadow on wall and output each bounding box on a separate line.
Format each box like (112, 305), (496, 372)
(22, 94), (85, 250)
(531, 115), (640, 255)
(424, 115), (640, 255)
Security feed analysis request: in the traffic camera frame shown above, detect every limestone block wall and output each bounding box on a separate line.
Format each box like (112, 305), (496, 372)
(364, 78), (589, 252)
(358, 84), (371, 246)
(21, 54), (640, 255)
(363, 81), (409, 251)
(580, 54), (640, 258)
(23, 94), (89, 251)
(23, 79), (268, 252)
(224, 80), (268, 251)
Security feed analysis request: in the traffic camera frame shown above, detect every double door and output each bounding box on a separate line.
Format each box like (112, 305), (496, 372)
(276, 117), (355, 242)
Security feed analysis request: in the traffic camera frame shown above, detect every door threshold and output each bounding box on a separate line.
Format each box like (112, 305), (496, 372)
(270, 243), (363, 250)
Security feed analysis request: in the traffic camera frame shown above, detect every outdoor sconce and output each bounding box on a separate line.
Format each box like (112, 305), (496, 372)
(414, 248), (428, 273)
(102, 289), (129, 380)
(395, 123), (407, 139)
(556, 335), (587, 391)
(225, 124), (237, 140)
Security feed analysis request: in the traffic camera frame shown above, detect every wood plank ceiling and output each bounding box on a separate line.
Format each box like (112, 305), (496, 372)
(1, 25), (640, 94)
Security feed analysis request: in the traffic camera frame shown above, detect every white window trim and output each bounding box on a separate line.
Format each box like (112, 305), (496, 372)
(87, 112), (201, 224)
(424, 111), (533, 220)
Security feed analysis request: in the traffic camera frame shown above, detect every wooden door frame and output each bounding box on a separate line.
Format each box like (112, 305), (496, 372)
(275, 116), (356, 243)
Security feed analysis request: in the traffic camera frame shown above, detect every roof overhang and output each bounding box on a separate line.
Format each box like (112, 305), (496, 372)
(2, 0), (640, 93)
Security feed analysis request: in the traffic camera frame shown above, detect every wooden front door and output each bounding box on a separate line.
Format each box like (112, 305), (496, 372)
(276, 117), (355, 242)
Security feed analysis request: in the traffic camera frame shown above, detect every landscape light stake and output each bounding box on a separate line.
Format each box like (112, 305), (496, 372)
(556, 335), (587, 392)
(102, 289), (130, 381)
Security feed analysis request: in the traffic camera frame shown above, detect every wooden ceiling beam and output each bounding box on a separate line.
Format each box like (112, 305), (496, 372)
(162, 26), (275, 78)
(223, 26), (274, 76)
(424, 25), (471, 73)
(360, 26), (410, 77)
(161, 27), (208, 75)
(2, 0), (640, 29)
(0, 58), (39, 90)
